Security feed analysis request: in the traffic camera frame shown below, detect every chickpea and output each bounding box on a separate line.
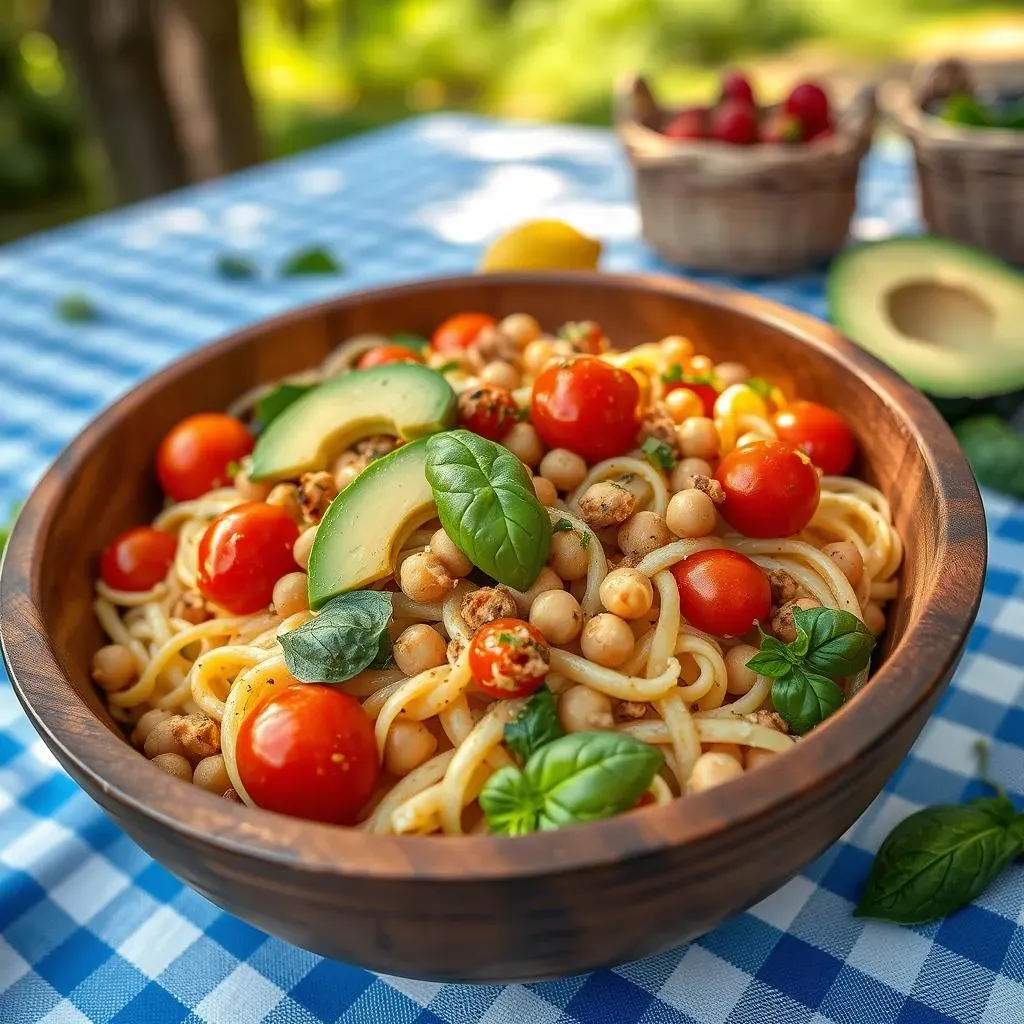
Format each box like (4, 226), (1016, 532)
(91, 644), (138, 693)
(266, 483), (303, 523)
(144, 719), (190, 759)
(523, 339), (555, 376)
(578, 481), (636, 529)
(429, 529), (473, 578)
(713, 362), (750, 389)
(558, 685), (614, 733)
(666, 489), (717, 539)
(678, 417), (720, 460)
(399, 551), (455, 603)
(499, 312), (542, 348)
(533, 476), (558, 506)
(581, 613), (635, 668)
(617, 511), (672, 560)
(665, 388), (704, 424)
(772, 598), (819, 643)
(670, 457), (714, 492)
(273, 572), (309, 619)
(331, 451), (363, 491)
(549, 529), (590, 581)
(823, 541), (864, 588)
(480, 360), (521, 390)
(293, 526), (317, 570)
(863, 602), (886, 637)
(511, 566), (563, 616)
(384, 719), (438, 776)
(724, 643), (759, 695)
(707, 742), (743, 762)
(689, 751), (743, 793)
(599, 568), (654, 620)
(394, 624), (447, 676)
(131, 708), (172, 749)
(615, 472), (652, 508)
(151, 753), (193, 782)
(193, 754), (231, 794)
(529, 590), (583, 645)
(233, 461), (272, 502)
(661, 336), (694, 364)
(502, 422), (543, 467)
(689, 354), (714, 377)
(539, 448), (587, 492)
(745, 747), (778, 771)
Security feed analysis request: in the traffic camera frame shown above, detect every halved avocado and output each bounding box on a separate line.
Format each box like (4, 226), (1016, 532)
(250, 363), (456, 481)
(828, 237), (1024, 398)
(307, 438), (436, 608)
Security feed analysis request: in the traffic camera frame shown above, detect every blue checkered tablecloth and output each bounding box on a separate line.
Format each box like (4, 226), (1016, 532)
(1, 114), (1022, 1024)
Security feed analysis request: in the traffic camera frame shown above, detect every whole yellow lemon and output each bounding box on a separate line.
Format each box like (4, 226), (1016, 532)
(479, 220), (602, 272)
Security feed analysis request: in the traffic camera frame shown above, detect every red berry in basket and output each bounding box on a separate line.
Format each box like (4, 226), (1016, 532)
(810, 125), (836, 143)
(663, 107), (708, 140)
(711, 101), (758, 145)
(785, 82), (831, 137)
(720, 70), (755, 107)
(761, 112), (804, 144)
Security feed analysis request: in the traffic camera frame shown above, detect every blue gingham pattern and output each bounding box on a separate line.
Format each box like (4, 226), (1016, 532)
(1, 115), (1022, 1024)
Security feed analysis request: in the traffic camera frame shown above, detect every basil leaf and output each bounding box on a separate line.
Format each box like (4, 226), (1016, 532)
(478, 766), (540, 836)
(280, 246), (343, 276)
(795, 606), (876, 676)
(746, 377), (773, 400)
(255, 383), (315, 432)
(390, 332), (429, 354)
(504, 686), (564, 762)
(216, 253), (258, 279)
(279, 591), (392, 682)
(424, 429), (552, 592)
(528, 732), (663, 830)
(745, 630), (794, 679)
(370, 629), (395, 670)
(56, 292), (97, 323)
(641, 436), (677, 471)
(771, 665), (843, 734)
(855, 798), (1024, 924)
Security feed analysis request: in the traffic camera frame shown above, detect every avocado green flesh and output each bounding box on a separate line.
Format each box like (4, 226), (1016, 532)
(250, 363), (456, 481)
(828, 237), (1024, 398)
(307, 438), (436, 609)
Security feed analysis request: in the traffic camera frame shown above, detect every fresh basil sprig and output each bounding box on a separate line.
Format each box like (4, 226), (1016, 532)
(641, 436), (677, 471)
(481, 732), (663, 835)
(424, 429), (551, 591)
(504, 686), (564, 762)
(279, 591), (393, 683)
(254, 383), (315, 432)
(855, 794), (1024, 924)
(746, 606), (875, 734)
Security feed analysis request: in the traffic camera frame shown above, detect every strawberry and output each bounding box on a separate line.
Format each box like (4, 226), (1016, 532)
(784, 82), (831, 138)
(761, 111), (804, 144)
(711, 100), (758, 145)
(663, 107), (709, 140)
(720, 70), (756, 107)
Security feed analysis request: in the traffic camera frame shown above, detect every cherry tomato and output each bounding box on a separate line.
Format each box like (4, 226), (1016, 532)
(357, 345), (422, 370)
(531, 357), (640, 462)
(671, 549), (770, 637)
(457, 383), (520, 441)
(100, 526), (177, 592)
(714, 440), (820, 538)
(431, 312), (496, 355)
(663, 371), (718, 417)
(772, 401), (856, 476)
(468, 617), (550, 699)
(236, 686), (378, 825)
(156, 413), (254, 502)
(197, 502), (299, 614)
(559, 320), (604, 354)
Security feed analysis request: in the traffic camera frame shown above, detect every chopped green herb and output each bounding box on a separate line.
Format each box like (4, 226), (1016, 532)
(279, 246), (343, 276)
(56, 293), (97, 323)
(662, 364), (683, 385)
(641, 436), (677, 471)
(746, 377), (774, 400)
(497, 632), (518, 644)
(577, 529), (591, 549)
(216, 254), (258, 279)
(552, 518), (575, 533)
(436, 361), (461, 375)
(225, 460), (242, 479)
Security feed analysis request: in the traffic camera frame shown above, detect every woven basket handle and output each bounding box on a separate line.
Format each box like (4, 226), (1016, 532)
(911, 58), (975, 109)
(614, 73), (662, 131)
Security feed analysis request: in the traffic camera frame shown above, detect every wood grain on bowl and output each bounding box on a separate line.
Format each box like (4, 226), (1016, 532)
(0, 273), (986, 982)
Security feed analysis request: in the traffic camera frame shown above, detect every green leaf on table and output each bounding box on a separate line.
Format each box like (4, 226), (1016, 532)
(954, 416), (1024, 498)
(56, 292), (97, 323)
(771, 664), (844, 735)
(216, 253), (258, 279)
(504, 686), (564, 762)
(279, 246), (343, 276)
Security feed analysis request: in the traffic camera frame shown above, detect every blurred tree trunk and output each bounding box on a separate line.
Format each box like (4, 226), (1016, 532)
(49, 0), (188, 202)
(155, 0), (261, 181)
(276, 0), (311, 37)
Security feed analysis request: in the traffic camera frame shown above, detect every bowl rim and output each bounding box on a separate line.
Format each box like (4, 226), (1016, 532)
(0, 271), (987, 883)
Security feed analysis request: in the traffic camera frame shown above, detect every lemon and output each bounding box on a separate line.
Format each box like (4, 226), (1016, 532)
(479, 220), (602, 272)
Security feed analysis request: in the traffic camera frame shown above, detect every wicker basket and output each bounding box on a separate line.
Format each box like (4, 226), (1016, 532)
(614, 74), (877, 276)
(888, 58), (1024, 265)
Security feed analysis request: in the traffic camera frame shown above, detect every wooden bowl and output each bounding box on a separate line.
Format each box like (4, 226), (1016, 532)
(0, 273), (985, 982)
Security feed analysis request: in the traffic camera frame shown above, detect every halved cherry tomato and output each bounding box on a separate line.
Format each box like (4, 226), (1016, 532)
(431, 312), (496, 355)
(457, 383), (519, 441)
(468, 617), (550, 699)
(100, 526), (177, 592)
(530, 357), (640, 462)
(715, 440), (820, 538)
(663, 370), (718, 417)
(357, 345), (422, 370)
(236, 686), (378, 825)
(772, 400), (855, 476)
(156, 413), (254, 502)
(197, 502), (299, 614)
(671, 549), (770, 637)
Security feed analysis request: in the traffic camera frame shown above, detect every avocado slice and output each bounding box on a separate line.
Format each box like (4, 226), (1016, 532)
(307, 438), (436, 608)
(828, 237), (1024, 398)
(250, 363), (456, 481)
